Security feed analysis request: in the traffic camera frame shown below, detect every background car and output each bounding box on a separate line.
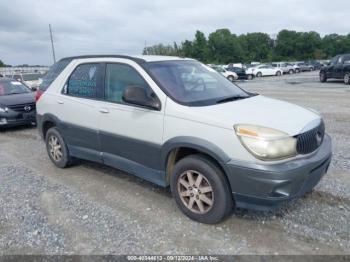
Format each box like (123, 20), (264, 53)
(226, 66), (254, 80)
(271, 62), (296, 74)
(246, 64), (283, 77)
(306, 60), (323, 70)
(295, 62), (314, 72)
(211, 65), (238, 81)
(0, 78), (36, 128)
(320, 54), (350, 85)
(10, 73), (43, 90)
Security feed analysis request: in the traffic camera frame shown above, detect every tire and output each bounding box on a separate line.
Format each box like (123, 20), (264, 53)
(320, 71), (327, 83)
(227, 75), (234, 82)
(289, 69), (294, 74)
(45, 127), (73, 168)
(170, 154), (233, 224)
(276, 71), (282, 76)
(247, 74), (253, 80)
(295, 69), (300, 73)
(256, 72), (262, 77)
(344, 73), (350, 85)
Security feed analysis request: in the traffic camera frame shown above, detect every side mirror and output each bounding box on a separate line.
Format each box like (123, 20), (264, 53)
(122, 85), (161, 110)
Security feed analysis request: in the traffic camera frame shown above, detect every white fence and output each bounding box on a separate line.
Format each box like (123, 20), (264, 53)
(0, 67), (49, 76)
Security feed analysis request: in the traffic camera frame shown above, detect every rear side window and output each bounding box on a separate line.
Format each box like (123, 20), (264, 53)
(105, 63), (151, 104)
(40, 59), (71, 91)
(66, 63), (103, 99)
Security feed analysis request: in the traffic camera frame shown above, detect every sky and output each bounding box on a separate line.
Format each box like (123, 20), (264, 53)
(0, 0), (349, 66)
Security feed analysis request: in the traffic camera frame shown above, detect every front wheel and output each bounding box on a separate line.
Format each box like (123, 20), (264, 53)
(295, 68), (300, 73)
(170, 155), (233, 224)
(276, 71), (282, 76)
(289, 69), (294, 74)
(256, 72), (262, 77)
(247, 74), (253, 80)
(344, 73), (350, 85)
(227, 75), (234, 82)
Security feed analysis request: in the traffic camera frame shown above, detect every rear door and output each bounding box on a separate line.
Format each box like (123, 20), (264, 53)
(54, 62), (104, 162)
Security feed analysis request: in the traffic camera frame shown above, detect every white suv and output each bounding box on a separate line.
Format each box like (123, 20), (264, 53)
(36, 55), (332, 224)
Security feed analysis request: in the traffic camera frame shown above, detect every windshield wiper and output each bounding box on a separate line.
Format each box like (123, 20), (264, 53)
(216, 95), (248, 104)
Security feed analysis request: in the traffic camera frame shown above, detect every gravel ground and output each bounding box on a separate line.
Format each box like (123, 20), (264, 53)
(0, 71), (349, 255)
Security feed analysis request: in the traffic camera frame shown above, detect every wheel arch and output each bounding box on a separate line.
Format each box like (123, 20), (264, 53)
(161, 137), (231, 185)
(38, 113), (62, 139)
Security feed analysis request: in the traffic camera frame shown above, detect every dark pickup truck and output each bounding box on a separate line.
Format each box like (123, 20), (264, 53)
(320, 54), (350, 85)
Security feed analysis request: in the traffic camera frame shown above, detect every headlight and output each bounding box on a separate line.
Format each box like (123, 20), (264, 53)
(234, 124), (297, 160)
(0, 106), (8, 113)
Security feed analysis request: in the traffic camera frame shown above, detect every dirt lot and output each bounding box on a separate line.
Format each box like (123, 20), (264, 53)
(0, 71), (349, 255)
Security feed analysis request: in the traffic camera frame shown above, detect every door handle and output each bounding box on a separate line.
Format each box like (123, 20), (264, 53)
(57, 100), (64, 104)
(99, 108), (109, 114)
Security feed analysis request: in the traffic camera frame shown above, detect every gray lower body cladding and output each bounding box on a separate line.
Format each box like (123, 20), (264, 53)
(224, 134), (332, 211)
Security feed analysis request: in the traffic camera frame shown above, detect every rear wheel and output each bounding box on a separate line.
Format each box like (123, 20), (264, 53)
(295, 68), (300, 73)
(289, 69), (294, 74)
(170, 155), (233, 224)
(256, 72), (262, 77)
(247, 74), (253, 80)
(344, 73), (350, 85)
(320, 71), (327, 83)
(227, 75), (234, 82)
(276, 71), (282, 76)
(45, 127), (73, 168)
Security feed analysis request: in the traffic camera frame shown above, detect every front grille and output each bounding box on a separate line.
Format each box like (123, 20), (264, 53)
(296, 121), (325, 154)
(8, 103), (36, 113)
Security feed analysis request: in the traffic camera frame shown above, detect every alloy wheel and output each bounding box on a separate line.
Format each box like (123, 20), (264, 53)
(177, 170), (214, 214)
(48, 135), (63, 162)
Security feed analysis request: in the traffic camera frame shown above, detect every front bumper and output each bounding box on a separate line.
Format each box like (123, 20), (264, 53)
(223, 134), (332, 211)
(0, 111), (36, 128)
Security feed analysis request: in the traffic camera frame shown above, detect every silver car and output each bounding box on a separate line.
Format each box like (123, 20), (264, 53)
(271, 62), (298, 74)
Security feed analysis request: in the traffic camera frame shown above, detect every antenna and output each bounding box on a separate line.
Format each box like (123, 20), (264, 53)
(49, 24), (56, 63)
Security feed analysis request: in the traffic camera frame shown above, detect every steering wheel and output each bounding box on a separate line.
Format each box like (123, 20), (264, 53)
(186, 77), (206, 92)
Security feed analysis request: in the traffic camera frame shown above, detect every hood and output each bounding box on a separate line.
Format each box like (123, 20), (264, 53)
(177, 95), (321, 136)
(0, 92), (35, 106)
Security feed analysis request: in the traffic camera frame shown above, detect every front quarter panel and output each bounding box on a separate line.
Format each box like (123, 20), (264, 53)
(163, 99), (256, 163)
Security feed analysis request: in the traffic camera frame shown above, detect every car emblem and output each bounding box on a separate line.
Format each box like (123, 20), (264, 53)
(24, 106), (31, 112)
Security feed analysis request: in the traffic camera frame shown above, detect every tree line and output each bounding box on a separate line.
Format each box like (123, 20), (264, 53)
(143, 29), (350, 64)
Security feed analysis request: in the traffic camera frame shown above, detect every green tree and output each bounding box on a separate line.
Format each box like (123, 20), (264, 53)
(238, 33), (273, 62)
(208, 29), (243, 64)
(0, 60), (4, 67)
(143, 43), (179, 56)
(192, 31), (210, 63)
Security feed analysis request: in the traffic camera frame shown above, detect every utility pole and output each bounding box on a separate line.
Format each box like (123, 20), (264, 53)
(49, 24), (56, 63)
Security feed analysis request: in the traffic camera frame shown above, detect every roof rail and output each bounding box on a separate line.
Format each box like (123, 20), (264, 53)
(59, 55), (146, 64)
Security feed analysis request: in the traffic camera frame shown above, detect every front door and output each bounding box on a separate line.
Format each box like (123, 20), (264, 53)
(97, 61), (166, 183)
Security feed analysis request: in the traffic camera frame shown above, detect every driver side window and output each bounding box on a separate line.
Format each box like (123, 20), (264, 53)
(105, 63), (151, 104)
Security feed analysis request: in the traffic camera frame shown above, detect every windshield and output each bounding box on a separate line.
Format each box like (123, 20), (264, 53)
(144, 60), (250, 106)
(0, 80), (31, 96)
